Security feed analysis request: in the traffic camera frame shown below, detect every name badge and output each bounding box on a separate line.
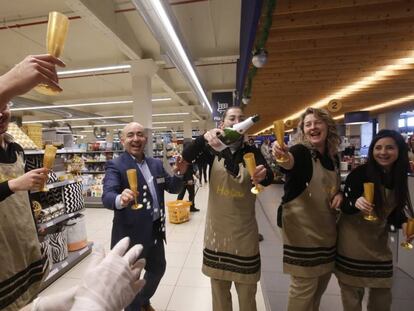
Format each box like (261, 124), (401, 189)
(156, 177), (165, 184)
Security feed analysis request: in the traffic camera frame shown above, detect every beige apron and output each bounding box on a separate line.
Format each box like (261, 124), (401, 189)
(202, 157), (260, 284)
(0, 153), (47, 310)
(282, 153), (339, 277)
(336, 187), (396, 288)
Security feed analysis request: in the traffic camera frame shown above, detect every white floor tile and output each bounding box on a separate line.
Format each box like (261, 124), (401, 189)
(177, 267), (211, 287)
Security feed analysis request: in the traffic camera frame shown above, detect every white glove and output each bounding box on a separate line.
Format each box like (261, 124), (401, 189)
(31, 286), (78, 311)
(70, 237), (146, 311)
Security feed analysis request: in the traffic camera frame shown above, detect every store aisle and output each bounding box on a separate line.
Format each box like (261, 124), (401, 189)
(40, 184), (267, 311)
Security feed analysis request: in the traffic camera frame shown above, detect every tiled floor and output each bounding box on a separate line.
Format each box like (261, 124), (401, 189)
(40, 183), (414, 311)
(40, 184), (266, 311)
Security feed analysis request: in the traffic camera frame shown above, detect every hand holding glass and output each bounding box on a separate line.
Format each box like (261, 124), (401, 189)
(35, 11), (69, 96)
(243, 153), (264, 195)
(363, 182), (377, 221)
(273, 120), (289, 163)
(127, 169), (142, 210)
(401, 218), (414, 250)
(41, 145), (57, 191)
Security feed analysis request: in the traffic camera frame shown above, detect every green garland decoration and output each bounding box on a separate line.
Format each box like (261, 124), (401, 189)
(242, 0), (277, 103)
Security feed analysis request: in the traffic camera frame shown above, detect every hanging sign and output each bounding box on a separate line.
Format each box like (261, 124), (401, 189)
(327, 99), (342, 113)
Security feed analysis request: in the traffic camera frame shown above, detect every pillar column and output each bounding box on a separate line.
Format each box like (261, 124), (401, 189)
(377, 111), (400, 131)
(129, 60), (158, 156)
(182, 114), (192, 145)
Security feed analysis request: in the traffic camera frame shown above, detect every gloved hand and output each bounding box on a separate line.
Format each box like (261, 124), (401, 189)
(31, 286), (78, 311)
(70, 237), (146, 311)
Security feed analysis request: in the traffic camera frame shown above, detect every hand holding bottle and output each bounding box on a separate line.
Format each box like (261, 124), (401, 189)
(204, 128), (227, 152)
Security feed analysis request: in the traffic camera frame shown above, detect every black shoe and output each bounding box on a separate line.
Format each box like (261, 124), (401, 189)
(190, 207), (200, 212)
(258, 233), (264, 242)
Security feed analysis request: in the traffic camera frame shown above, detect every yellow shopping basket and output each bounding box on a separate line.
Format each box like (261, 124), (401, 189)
(166, 200), (192, 224)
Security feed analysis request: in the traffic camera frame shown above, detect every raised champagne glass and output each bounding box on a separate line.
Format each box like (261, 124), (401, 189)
(363, 182), (377, 221)
(243, 152), (264, 195)
(273, 120), (289, 163)
(127, 169), (142, 210)
(41, 145), (57, 191)
(35, 11), (69, 96)
(401, 218), (414, 250)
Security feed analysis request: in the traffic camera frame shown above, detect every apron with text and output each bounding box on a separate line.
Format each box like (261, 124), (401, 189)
(335, 186), (396, 288)
(282, 153), (339, 277)
(0, 154), (47, 310)
(202, 157), (260, 284)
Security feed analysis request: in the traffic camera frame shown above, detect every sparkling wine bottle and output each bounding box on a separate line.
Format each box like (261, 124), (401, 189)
(218, 114), (260, 145)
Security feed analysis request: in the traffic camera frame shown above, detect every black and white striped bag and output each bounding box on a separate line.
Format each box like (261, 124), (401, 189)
(63, 182), (84, 213)
(48, 226), (68, 263)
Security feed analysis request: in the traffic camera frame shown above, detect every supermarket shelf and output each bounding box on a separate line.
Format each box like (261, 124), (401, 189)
(25, 149), (123, 155)
(80, 171), (105, 174)
(31, 179), (82, 194)
(37, 208), (85, 231)
(84, 196), (103, 208)
(40, 242), (93, 290)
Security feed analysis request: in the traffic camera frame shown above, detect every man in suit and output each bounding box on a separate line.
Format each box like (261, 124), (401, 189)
(102, 122), (187, 311)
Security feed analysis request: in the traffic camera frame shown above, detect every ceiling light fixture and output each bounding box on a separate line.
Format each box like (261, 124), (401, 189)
(11, 98), (173, 112)
(152, 112), (190, 117)
(132, 0), (212, 113)
(58, 64), (131, 77)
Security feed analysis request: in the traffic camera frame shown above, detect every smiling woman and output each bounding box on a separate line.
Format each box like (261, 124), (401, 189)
(271, 107), (342, 311)
(336, 129), (414, 311)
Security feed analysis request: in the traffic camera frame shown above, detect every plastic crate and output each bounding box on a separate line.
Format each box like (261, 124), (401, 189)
(166, 200), (192, 224)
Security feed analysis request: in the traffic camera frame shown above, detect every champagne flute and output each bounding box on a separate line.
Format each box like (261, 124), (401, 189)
(401, 218), (414, 250)
(363, 182), (377, 221)
(273, 120), (289, 163)
(35, 11), (69, 96)
(41, 145), (57, 191)
(126, 169), (142, 210)
(243, 152), (264, 195)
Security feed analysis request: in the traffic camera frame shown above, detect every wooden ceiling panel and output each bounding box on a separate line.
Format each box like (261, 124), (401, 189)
(246, 0), (414, 133)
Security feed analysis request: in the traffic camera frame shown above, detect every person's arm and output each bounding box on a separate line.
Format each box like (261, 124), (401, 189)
(341, 166), (365, 214)
(251, 146), (274, 186)
(102, 160), (123, 210)
(0, 54), (65, 110)
(182, 134), (216, 167)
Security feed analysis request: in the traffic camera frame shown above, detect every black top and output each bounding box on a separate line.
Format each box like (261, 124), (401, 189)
(342, 163), (407, 228)
(281, 144), (338, 204)
(182, 135), (274, 185)
(0, 142), (25, 202)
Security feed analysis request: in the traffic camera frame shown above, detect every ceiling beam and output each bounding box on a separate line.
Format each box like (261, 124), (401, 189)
(64, 0), (143, 59)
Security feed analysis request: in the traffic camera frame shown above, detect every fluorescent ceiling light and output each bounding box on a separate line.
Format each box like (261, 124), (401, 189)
(11, 98), (173, 112)
(80, 130), (93, 133)
(132, 0), (212, 113)
(58, 64), (131, 76)
(152, 112), (189, 117)
(152, 120), (199, 124)
(152, 126), (168, 129)
(152, 98), (172, 102)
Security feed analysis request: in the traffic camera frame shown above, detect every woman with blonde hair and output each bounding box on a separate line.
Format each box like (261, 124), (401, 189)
(273, 107), (342, 311)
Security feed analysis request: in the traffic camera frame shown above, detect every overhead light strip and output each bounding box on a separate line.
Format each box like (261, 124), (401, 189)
(11, 98), (173, 111)
(132, 0), (212, 113)
(58, 64), (131, 76)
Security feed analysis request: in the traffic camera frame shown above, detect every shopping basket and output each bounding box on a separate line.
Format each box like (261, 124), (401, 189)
(166, 200), (192, 224)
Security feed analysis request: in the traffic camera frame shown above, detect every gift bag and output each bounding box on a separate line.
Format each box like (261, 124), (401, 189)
(63, 182), (84, 213)
(39, 235), (53, 271)
(48, 226), (68, 264)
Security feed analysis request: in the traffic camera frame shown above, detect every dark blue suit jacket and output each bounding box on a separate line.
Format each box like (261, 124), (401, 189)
(102, 152), (183, 254)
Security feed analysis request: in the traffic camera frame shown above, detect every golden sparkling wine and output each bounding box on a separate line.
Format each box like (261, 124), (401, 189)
(273, 120), (289, 163)
(35, 11), (69, 96)
(363, 182), (377, 221)
(41, 145), (57, 192)
(243, 153), (263, 195)
(127, 169), (142, 210)
(401, 218), (414, 250)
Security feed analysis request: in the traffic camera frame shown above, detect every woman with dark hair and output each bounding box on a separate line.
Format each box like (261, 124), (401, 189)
(272, 107), (342, 311)
(336, 129), (414, 311)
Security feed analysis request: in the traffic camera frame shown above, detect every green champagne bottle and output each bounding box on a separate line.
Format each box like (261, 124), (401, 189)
(218, 114), (260, 145)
